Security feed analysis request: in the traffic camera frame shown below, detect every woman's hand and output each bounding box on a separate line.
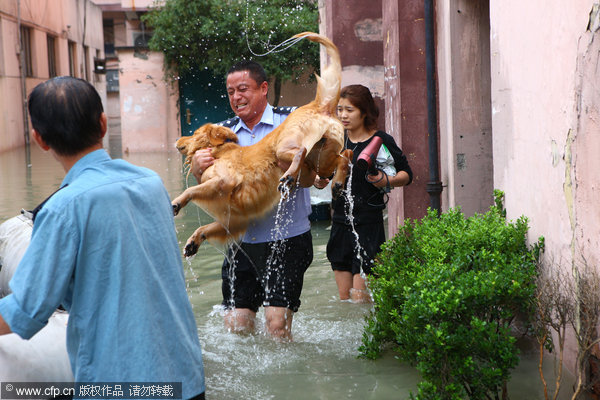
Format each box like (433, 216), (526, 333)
(313, 175), (330, 189)
(365, 170), (387, 188)
(366, 170), (411, 190)
(191, 148), (214, 181)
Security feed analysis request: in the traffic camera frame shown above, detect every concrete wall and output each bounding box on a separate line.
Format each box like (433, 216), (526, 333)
(0, 14), (24, 152)
(382, 0), (431, 232)
(0, 0), (104, 153)
(490, 0), (600, 371)
(324, 0), (600, 379)
(98, 0), (180, 152)
(117, 49), (179, 153)
(321, 0), (385, 130)
(437, 0), (494, 217)
(321, 0), (428, 231)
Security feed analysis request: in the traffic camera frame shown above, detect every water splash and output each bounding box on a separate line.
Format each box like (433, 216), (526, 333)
(263, 181), (296, 301)
(342, 163), (371, 288)
(223, 243), (239, 310)
(243, 0), (308, 57)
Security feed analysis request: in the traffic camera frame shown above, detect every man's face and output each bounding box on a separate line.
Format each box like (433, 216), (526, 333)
(226, 70), (268, 125)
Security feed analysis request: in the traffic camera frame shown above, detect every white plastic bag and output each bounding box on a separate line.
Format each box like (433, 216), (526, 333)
(375, 144), (396, 176)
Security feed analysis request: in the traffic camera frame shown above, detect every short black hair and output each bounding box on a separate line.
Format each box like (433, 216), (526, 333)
(226, 60), (268, 86)
(28, 76), (104, 156)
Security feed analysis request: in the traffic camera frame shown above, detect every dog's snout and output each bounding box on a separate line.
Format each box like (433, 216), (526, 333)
(175, 138), (190, 154)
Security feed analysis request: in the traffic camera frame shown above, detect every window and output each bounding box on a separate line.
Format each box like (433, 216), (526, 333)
(106, 69), (119, 93)
(103, 19), (115, 56)
(47, 35), (57, 77)
(68, 41), (76, 77)
(20, 26), (33, 77)
(84, 45), (90, 80)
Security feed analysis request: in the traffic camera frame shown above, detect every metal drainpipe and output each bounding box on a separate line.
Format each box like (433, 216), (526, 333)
(17, 0), (30, 148)
(424, 0), (443, 212)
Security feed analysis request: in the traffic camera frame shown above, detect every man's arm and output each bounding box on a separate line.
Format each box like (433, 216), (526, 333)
(0, 313), (12, 335)
(191, 149), (214, 182)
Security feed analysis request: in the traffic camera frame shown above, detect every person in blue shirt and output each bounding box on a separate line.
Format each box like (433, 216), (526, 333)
(0, 77), (205, 399)
(191, 61), (313, 340)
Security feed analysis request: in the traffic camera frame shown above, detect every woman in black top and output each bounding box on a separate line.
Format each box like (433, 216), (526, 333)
(321, 84), (413, 302)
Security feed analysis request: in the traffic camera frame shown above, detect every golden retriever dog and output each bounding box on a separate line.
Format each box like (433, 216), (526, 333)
(172, 32), (352, 257)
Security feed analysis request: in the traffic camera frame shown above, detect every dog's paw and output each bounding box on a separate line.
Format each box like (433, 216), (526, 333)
(331, 183), (344, 200)
(184, 241), (199, 258)
(172, 202), (181, 216)
(278, 175), (295, 192)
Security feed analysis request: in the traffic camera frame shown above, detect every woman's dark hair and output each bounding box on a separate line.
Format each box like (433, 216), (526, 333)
(226, 60), (268, 86)
(28, 76), (104, 156)
(340, 84), (379, 131)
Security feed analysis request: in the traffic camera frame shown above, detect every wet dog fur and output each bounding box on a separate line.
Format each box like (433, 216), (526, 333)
(172, 32), (352, 257)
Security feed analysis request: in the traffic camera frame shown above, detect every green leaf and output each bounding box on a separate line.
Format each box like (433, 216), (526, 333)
(143, 0), (319, 83)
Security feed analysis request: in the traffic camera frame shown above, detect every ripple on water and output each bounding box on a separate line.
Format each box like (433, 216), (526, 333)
(0, 147), (574, 400)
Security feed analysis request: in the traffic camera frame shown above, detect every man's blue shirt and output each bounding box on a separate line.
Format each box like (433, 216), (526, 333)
(0, 150), (205, 397)
(228, 104), (311, 243)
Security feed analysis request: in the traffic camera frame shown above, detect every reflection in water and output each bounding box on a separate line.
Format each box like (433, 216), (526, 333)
(0, 145), (573, 399)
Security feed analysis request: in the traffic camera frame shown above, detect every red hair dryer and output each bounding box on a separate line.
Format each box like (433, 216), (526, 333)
(355, 136), (383, 175)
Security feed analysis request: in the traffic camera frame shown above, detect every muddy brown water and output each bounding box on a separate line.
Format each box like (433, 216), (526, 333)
(0, 144), (573, 399)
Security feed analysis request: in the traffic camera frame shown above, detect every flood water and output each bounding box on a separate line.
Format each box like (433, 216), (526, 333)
(0, 144), (574, 399)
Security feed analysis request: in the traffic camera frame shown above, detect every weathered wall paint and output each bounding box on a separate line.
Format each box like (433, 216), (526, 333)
(321, 1), (386, 130)
(572, 8), (600, 269)
(118, 50), (179, 153)
(436, 0), (493, 217)
(341, 65), (385, 99)
(323, 0), (431, 226)
(383, 0), (430, 229)
(489, 0), (600, 372)
(354, 18), (383, 42)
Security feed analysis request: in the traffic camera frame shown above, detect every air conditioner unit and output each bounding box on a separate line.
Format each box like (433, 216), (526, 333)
(132, 31), (152, 48)
(93, 58), (106, 74)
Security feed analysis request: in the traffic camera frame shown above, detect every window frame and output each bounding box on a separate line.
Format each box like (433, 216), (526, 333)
(20, 26), (33, 77)
(47, 34), (57, 78)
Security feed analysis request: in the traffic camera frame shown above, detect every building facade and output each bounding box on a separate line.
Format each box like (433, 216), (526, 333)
(320, 0), (431, 230)
(323, 0), (600, 383)
(0, 0), (104, 153)
(486, 0), (600, 377)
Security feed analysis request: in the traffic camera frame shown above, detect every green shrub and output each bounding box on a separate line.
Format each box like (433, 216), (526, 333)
(360, 191), (543, 399)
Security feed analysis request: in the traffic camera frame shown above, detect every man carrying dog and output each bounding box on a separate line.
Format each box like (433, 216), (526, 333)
(192, 61), (313, 340)
(0, 77), (206, 398)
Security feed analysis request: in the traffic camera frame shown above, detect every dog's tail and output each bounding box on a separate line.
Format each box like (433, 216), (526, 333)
(293, 32), (341, 116)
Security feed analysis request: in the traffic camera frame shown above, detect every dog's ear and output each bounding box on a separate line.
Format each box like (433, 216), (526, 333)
(208, 125), (238, 146)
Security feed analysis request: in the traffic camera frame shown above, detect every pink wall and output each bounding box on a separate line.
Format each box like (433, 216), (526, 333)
(490, 0), (596, 262)
(117, 50), (179, 153)
(490, 0), (600, 372)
